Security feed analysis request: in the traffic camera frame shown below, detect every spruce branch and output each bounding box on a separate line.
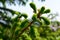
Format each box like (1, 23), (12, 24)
(0, 7), (14, 12)
(16, 21), (34, 39)
(16, 10), (42, 40)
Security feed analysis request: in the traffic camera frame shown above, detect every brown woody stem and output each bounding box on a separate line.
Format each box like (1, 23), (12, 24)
(16, 10), (41, 39)
(16, 21), (34, 39)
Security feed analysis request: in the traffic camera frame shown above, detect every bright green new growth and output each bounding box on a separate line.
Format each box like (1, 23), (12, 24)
(30, 2), (36, 13)
(32, 14), (37, 21)
(44, 9), (50, 13)
(21, 13), (28, 19)
(41, 16), (50, 25)
(39, 6), (50, 14)
(29, 25), (40, 40)
(40, 6), (45, 13)
(20, 33), (32, 40)
(20, 19), (29, 28)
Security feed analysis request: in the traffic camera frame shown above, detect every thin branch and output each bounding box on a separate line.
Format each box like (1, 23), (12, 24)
(16, 21), (34, 39)
(0, 7), (20, 14)
(37, 11), (41, 18)
(0, 7), (14, 12)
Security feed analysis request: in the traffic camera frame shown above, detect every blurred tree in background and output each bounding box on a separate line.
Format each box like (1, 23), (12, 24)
(0, 0), (60, 40)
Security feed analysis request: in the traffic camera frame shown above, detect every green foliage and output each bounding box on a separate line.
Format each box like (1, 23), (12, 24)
(0, 2), (60, 40)
(0, 0), (28, 6)
(38, 7), (50, 14)
(20, 33), (32, 40)
(41, 16), (50, 25)
(0, 0), (45, 6)
(40, 6), (45, 13)
(21, 13), (28, 19)
(30, 2), (36, 13)
(44, 9), (50, 13)
(0, 0), (5, 4)
(20, 19), (29, 28)
(0, 7), (21, 15)
(29, 25), (40, 40)
(32, 14), (37, 21)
